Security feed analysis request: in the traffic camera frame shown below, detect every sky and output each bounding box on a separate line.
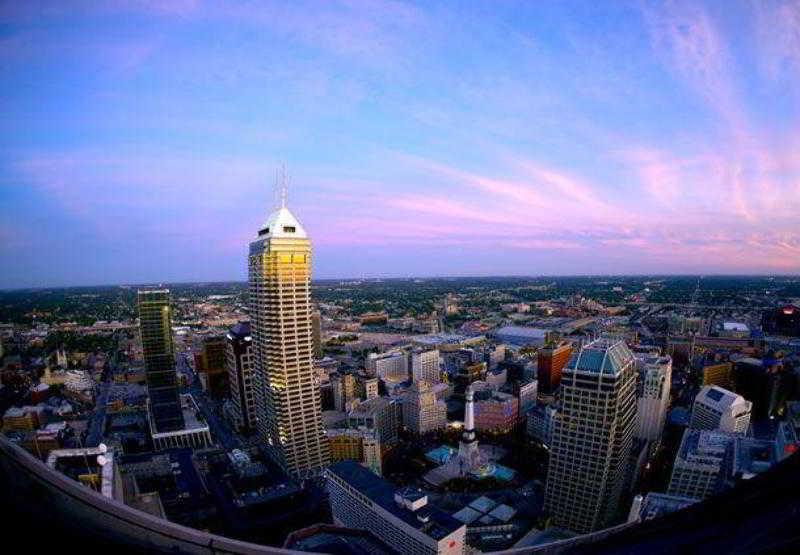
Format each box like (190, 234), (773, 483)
(1, 0), (799, 288)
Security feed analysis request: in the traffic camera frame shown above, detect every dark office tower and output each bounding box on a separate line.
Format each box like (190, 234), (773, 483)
(138, 289), (184, 433)
(762, 305), (800, 337)
(312, 310), (323, 359)
(537, 340), (572, 394)
(225, 322), (256, 433)
(195, 336), (228, 397)
(733, 357), (789, 419)
(544, 337), (638, 533)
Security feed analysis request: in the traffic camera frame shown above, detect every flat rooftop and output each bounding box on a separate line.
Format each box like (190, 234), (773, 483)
(328, 460), (463, 541)
(151, 394), (209, 437)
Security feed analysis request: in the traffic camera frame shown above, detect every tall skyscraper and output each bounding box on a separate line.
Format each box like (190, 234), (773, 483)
(225, 322), (255, 432)
(248, 191), (330, 476)
(667, 429), (735, 500)
(403, 380), (448, 435)
(331, 372), (356, 412)
(411, 348), (441, 384)
(138, 289), (184, 434)
(544, 337), (638, 533)
(537, 340), (572, 394)
(194, 336), (227, 397)
(635, 354), (672, 443)
(312, 309), (323, 359)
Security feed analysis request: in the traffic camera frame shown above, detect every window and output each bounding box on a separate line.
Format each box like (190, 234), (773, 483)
(283, 225), (296, 233)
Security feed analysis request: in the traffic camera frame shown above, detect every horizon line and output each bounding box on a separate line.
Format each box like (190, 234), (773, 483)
(2, 272), (800, 293)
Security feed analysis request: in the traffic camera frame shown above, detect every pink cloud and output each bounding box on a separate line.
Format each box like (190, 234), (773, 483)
(643, 1), (744, 132)
(755, 0), (800, 84)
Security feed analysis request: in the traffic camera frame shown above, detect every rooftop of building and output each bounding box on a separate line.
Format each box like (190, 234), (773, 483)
(678, 429), (735, 463)
(637, 354), (672, 367)
(412, 333), (478, 346)
(567, 337), (635, 375)
(258, 206), (307, 239)
(284, 524), (396, 555)
(368, 350), (407, 360)
(637, 493), (698, 521)
(47, 446), (116, 499)
(327, 460), (464, 541)
(696, 385), (749, 411)
(723, 322), (749, 332)
(348, 395), (392, 416)
(733, 437), (778, 478)
(137, 288), (170, 297)
(493, 326), (549, 338)
(151, 394), (208, 437)
(227, 321), (251, 340)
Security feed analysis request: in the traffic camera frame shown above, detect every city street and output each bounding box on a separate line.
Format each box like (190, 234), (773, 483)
(177, 351), (241, 451)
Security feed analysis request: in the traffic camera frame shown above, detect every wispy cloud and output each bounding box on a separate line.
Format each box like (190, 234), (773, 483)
(2, 1), (800, 286)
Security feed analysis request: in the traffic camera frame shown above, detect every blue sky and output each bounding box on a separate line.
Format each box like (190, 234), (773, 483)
(1, 1), (799, 288)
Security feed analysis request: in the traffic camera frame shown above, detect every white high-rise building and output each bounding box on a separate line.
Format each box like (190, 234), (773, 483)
(403, 380), (447, 435)
(248, 190), (330, 476)
(411, 349), (441, 384)
(690, 385), (752, 435)
(327, 461), (466, 555)
(367, 350), (409, 382)
(544, 337), (638, 533)
(668, 429), (735, 500)
(635, 355), (672, 443)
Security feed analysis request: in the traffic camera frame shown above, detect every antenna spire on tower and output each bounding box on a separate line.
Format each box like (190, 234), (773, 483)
(276, 164), (289, 208)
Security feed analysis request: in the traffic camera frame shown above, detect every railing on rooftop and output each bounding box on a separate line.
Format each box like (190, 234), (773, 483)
(1, 433), (799, 554)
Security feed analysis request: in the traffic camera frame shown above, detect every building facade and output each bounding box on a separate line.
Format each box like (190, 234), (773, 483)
(149, 394), (212, 450)
(702, 362), (733, 390)
(403, 381), (447, 435)
(138, 290), (184, 434)
(332, 373), (357, 412)
(690, 385), (751, 434)
(248, 198), (330, 476)
(411, 349), (441, 384)
(537, 341), (572, 394)
(327, 461), (466, 555)
(225, 322), (256, 432)
(327, 428), (383, 476)
(544, 338), (638, 533)
(312, 310), (323, 359)
(195, 336), (227, 397)
(526, 403), (557, 446)
(472, 387), (518, 433)
(668, 429), (734, 500)
(635, 355), (672, 443)
(348, 396), (399, 447)
(367, 351), (409, 382)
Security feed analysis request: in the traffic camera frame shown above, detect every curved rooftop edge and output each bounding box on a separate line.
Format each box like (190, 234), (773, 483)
(0, 434), (314, 554)
(2, 433), (799, 554)
(491, 446), (800, 554)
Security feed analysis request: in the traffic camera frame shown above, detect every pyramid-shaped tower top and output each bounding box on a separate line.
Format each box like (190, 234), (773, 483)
(258, 206), (307, 239)
(257, 166), (308, 239)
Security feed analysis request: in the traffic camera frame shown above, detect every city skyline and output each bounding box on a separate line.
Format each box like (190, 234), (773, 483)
(3, 3), (800, 553)
(2, 1), (800, 289)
